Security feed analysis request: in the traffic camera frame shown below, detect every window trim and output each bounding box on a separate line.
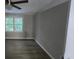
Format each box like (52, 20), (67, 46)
(5, 16), (23, 32)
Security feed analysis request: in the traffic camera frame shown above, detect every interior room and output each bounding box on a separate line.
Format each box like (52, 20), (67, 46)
(5, 0), (73, 59)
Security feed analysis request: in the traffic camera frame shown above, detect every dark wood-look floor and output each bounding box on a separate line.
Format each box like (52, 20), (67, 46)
(5, 39), (51, 59)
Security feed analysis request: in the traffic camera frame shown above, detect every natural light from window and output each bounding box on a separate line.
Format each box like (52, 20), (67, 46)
(6, 16), (23, 32)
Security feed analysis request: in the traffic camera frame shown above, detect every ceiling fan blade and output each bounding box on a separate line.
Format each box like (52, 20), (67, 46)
(11, 0), (28, 4)
(11, 4), (21, 9)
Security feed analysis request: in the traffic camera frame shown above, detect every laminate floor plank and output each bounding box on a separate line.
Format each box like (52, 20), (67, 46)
(5, 39), (51, 59)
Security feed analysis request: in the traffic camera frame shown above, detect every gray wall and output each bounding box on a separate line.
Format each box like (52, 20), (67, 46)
(35, 1), (69, 59)
(5, 14), (34, 39)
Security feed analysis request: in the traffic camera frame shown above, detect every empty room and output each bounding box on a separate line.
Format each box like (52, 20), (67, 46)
(5, 0), (73, 59)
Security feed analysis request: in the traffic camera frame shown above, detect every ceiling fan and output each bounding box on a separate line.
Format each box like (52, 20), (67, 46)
(5, 0), (28, 10)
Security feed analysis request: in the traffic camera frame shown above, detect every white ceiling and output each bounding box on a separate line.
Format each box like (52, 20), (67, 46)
(5, 0), (68, 14)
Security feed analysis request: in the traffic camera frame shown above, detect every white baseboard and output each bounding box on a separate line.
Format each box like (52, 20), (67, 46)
(6, 37), (34, 39)
(35, 40), (55, 59)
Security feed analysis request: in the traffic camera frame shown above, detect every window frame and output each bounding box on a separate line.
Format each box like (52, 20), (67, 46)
(5, 16), (23, 32)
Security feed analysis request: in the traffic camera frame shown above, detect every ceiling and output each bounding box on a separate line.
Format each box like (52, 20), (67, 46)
(5, 0), (68, 14)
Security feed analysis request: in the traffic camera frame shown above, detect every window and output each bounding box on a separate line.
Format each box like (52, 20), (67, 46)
(6, 16), (13, 31)
(6, 16), (23, 32)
